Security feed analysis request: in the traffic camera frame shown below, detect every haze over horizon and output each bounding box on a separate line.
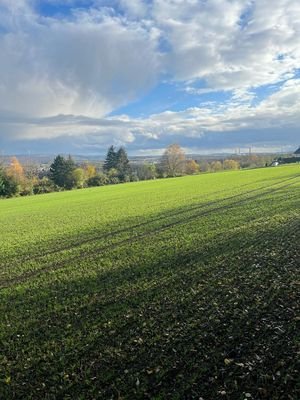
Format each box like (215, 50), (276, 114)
(0, 0), (300, 155)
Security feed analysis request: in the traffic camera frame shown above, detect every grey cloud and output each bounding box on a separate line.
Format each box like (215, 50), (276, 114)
(0, 0), (300, 154)
(0, 2), (160, 121)
(1, 77), (300, 152)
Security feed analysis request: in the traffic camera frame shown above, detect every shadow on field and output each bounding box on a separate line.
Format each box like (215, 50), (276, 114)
(1, 210), (299, 400)
(1, 174), (299, 269)
(1, 182), (299, 288)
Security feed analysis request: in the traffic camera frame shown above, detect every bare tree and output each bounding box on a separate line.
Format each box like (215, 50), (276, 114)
(160, 144), (186, 177)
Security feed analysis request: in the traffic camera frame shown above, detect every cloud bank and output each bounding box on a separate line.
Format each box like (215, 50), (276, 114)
(0, 0), (299, 153)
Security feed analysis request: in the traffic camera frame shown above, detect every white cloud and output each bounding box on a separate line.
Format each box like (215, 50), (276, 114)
(151, 0), (300, 91)
(0, 1), (160, 120)
(0, 0), (300, 152)
(119, 0), (148, 18)
(2, 78), (300, 149)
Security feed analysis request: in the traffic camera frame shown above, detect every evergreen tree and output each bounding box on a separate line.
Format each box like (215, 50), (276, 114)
(49, 155), (66, 187)
(49, 155), (76, 189)
(64, 155), (77, 189)
(103, 145), (117, 172)
(116, 147), (130, 179)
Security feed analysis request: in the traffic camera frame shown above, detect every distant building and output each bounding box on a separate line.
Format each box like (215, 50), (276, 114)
(277, 147), (300, 164)
(271, 161), (279, 167)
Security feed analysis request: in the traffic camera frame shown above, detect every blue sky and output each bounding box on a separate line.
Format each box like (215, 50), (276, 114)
(0, 0), (299, 155)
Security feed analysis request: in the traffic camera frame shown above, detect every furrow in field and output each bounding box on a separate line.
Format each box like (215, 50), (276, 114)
(1, 174), (298, 271)
(0, 179), (269, 264)
(1, 176), (298, 289)
(1, 174), (297, 265)
(30, 215), (299, 322)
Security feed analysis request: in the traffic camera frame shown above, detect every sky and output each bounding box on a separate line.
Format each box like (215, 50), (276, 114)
(0, 0), (299, 156)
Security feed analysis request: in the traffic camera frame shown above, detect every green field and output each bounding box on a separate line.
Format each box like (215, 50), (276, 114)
(1, 165), (299, 399)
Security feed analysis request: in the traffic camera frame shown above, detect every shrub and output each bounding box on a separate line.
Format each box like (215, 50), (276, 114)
(33, 177), (57, 194)
(109, 177), (120, 185)
(0, 171), (20, 197)
(87, 174), (109, 187)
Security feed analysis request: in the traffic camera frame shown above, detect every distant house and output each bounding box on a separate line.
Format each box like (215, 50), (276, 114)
(271, 161), (279, 167)
(278, 147), (300, 164)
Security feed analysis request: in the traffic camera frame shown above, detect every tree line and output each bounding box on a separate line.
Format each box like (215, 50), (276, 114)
(0, 144), (243, 198)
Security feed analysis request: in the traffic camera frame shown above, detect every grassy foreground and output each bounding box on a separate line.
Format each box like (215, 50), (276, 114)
(0, 165), (299, 399)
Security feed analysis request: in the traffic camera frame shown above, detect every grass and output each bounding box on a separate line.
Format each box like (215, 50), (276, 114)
(0, 165), (299, 399)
